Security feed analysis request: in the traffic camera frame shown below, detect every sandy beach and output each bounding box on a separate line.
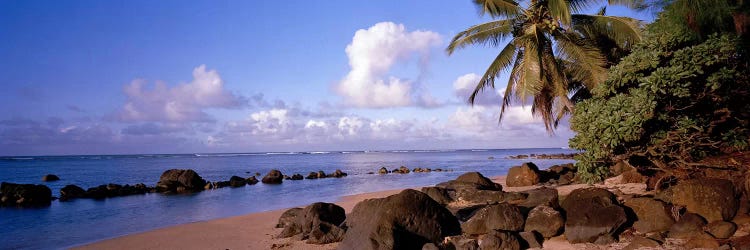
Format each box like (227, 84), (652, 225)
(75, 175), (645, 250)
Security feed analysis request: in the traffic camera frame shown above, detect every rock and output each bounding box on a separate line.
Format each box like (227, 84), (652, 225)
(41, 174), (60, 182)
(306, 172), (318, 179)
(420, 186), (452, 205)
(506, 162), (540, 187)
(276, 208), (303, 228)
(394, 166), (410, 174)
(656, 178), (738, 222)
(518, 187), (559, 209)
(278, 202), (346, 244)
(204, 182), (214, 190)
(229, 176), (247, 187)
(339, 189), (461, 249)
(562, 187), (627, 244)
(518, 231), (542, 249)
(156, 169), (207, 193)
(453, 189), (512, 205)
(246, 176), (259, 185)
(684, 232), (720, 249)
(378, 167), (389, 174)
(707, 221), (737, 239)
(262, 169), (283, 184)
(60, 184), (86, 201)
(524, 205), (564, 238)
(623, 197), (675, 233)
(290, 174), (304, 180)
(214, 181), (230, 189)
(436, 172), (502, 192)
(620, 170), (647, 184)
(332, 169), (347, 178)
(668, 213), (707, 238)
(85, 185), (108, 199)
(448, 236), (478, 250)
(478, 230), (521, 250)
(422, 243), (439, 250)
(316, 171), (327, 179)
(623, 236), (661, 250)
(462, 203), (525, 235)
(283, 175), (292, 180)
(0, 182), (52, 207)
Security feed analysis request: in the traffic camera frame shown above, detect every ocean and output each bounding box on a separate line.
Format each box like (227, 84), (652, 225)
(0, 148), (576, 249)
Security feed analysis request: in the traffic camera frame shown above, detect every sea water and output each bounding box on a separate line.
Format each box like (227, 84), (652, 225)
(0, 148), (575, 249)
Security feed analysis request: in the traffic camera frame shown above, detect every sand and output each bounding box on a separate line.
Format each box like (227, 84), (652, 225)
(75, 175), (649, 250)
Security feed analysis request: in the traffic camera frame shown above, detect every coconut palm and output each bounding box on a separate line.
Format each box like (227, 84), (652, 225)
(447, 0), (644, 131)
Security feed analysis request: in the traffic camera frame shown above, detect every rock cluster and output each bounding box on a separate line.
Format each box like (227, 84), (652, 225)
(507, 153), (578, 159)
(376, 166), (446, 175)
(0, 182), (52, 207)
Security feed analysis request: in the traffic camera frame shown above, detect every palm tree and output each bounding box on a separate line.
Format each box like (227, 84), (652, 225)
(447, 0), (643, 131)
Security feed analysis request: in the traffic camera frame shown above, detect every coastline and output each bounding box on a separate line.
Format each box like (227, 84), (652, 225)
(73, 175), (604, 250)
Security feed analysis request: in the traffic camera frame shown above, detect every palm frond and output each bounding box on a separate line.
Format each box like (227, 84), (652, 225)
(499, 50), (524, 123)
(547, 0), (572, 25)
(607, 0), (650, 10)
(473, 0), (522, 18)
(447, 19), (515, 55)
(553, 31), (607, 89)
(469, 41), (518, 105)
(572, 14), (643, 50)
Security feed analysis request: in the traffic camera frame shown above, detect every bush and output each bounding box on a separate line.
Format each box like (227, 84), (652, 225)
(569, 28), (750, 183)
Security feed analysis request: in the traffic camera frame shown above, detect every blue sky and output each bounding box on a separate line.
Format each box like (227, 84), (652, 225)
(0, 0), (653, 155)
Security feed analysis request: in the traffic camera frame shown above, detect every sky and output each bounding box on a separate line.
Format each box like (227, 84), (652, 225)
(0, 0), (654, 156)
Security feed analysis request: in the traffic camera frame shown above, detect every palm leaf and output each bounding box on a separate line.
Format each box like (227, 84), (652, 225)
(553, 31), (607, 89)
(447, 19), (515, 55)
(469, 41), (518, 105)
(547, 0), (572, 26)
(572, 14), (643, 50)
(473, 0), (522, 18)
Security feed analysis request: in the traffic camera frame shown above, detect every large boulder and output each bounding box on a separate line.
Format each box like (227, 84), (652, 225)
(518, 187), (559, 209)
(506, 162), (541, 187)
(436, 172), (502, 191)
(0, 182), (52, 207)
(524, 205), (564, 238)
(478, 230), (521, 250)
(656, 178), (738, 222)
(60, 184), (86, 201)
(41, 174), (60, 182)
(707, 221), (737, 239)
(156, 169), (207, 193)
(669, 213), (707, 239)
(623, 197), (675, 233)
(262, 169), (284, 184)
(562, 187), (627, 244)
(228, 176), (247, 187)
(278, 202), (346, 244)
(420, 186), (452, 205)
(461, 203), (525, 235)
(339, 189), (461, 250)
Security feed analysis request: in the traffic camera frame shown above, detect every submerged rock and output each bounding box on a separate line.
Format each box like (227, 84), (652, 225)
(155, 169), (207, 193)
(41, 174), (60, 182)
(246, 176), (259, 185)
(0, 182), (52, 207)
(262, 169), (283, 184)
(228, 176), (247, 187)
(60, 184), (86, 201)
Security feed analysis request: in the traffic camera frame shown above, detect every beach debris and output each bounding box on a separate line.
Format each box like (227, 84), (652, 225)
(156, 169), (207, 193)
(338, 189), (460, 249)
(41, 174), (60, 182)
(277, 202), (346, 244)
(0, 182), (52, 207)
(262, 169), (283, 184)
(506, 162), (541, 187)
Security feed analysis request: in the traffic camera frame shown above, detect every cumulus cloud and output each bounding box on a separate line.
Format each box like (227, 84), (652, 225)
(336, 22), (442, 108)
(117, 65), (245, 123)
(453, 73), (503, 106)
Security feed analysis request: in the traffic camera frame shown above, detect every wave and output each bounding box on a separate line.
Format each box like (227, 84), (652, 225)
(194, 153), (265, 157)
(471, 149), (488, 152)
(265, 152), (301, 155)
(309, 151), (332, 154)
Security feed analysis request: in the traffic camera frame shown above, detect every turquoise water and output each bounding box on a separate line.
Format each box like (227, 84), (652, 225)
(0, 148), (575, 249)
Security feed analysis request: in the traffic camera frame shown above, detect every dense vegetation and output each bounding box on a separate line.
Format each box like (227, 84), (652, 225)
(570, 2), (750, 182)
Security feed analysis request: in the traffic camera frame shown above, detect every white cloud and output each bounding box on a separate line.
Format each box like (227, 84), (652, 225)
(118, 65), (244, 123)
(453, 73), (503, 106)
(336, 22), (442, 108)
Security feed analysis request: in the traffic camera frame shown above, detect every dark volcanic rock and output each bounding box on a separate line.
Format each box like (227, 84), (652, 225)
(707, 221), (737, 239)
(623, 197), (675, 233)
(278, 202), (346, 244)
(447, 236), (478, 250)
(518, 231), (543, 249)
(462, 203), (525, 235)
(41, 174), (60, 182)
(246, 176), (259, 185)
(378, 167), (389, 174)
(562, 187), (627, 244)
(436, 172), (502, 192)
(306, 172), (318, 179)
(506, 162), (540, 187)
(524, 205), (564, 238)
(229, 176), (247, 187)
(478, 230), (521, 250)
(316, 171), (327, 179)
(60, 184), (86, 201)
(420, 186), (452, 205)
(656, 178), (738, 222)
(156, 169), (207, 193)
(338, 189), (461, 250)
(518, 187), (559, 209)
(0, 182), (52, 207)
(290, 174), (304, 180)
(331, 169), (347, 178)
(668, 213), (707, 239)
(262, 169), (283, 184)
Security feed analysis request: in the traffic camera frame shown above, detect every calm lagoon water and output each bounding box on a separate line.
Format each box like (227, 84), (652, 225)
(0, 148), (575, 249)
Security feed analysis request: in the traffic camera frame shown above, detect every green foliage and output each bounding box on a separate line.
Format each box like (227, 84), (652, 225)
(570, 18), (750, 182)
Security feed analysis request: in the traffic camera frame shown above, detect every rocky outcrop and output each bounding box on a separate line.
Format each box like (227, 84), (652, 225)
(0, 182), (52, 207)
(656, 178), (738, 222)
(60, 184), (86, 201)
(262, 169), (283, 184)
(437, 172), (502, 192)
(461, 203), (525, 235)
(623, 197), (675, 233)
(518, 187), (559, 209)
(229, 176), (247, 187)
(392, 166), (410, 174)
(506, 162), (540, 187)
(524, 205), (564, 238)
(156, 169), (207, 193)
(476, 230), (521, 250)
(84, 183), (151, 199)
(278, 202), (346, 244)
(306, 172), (319, 179)
(420, 186), (452, 205)
(41, 174), (60, 182)
(339, 189), (461, 250)
(561, 187), (627, 244)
